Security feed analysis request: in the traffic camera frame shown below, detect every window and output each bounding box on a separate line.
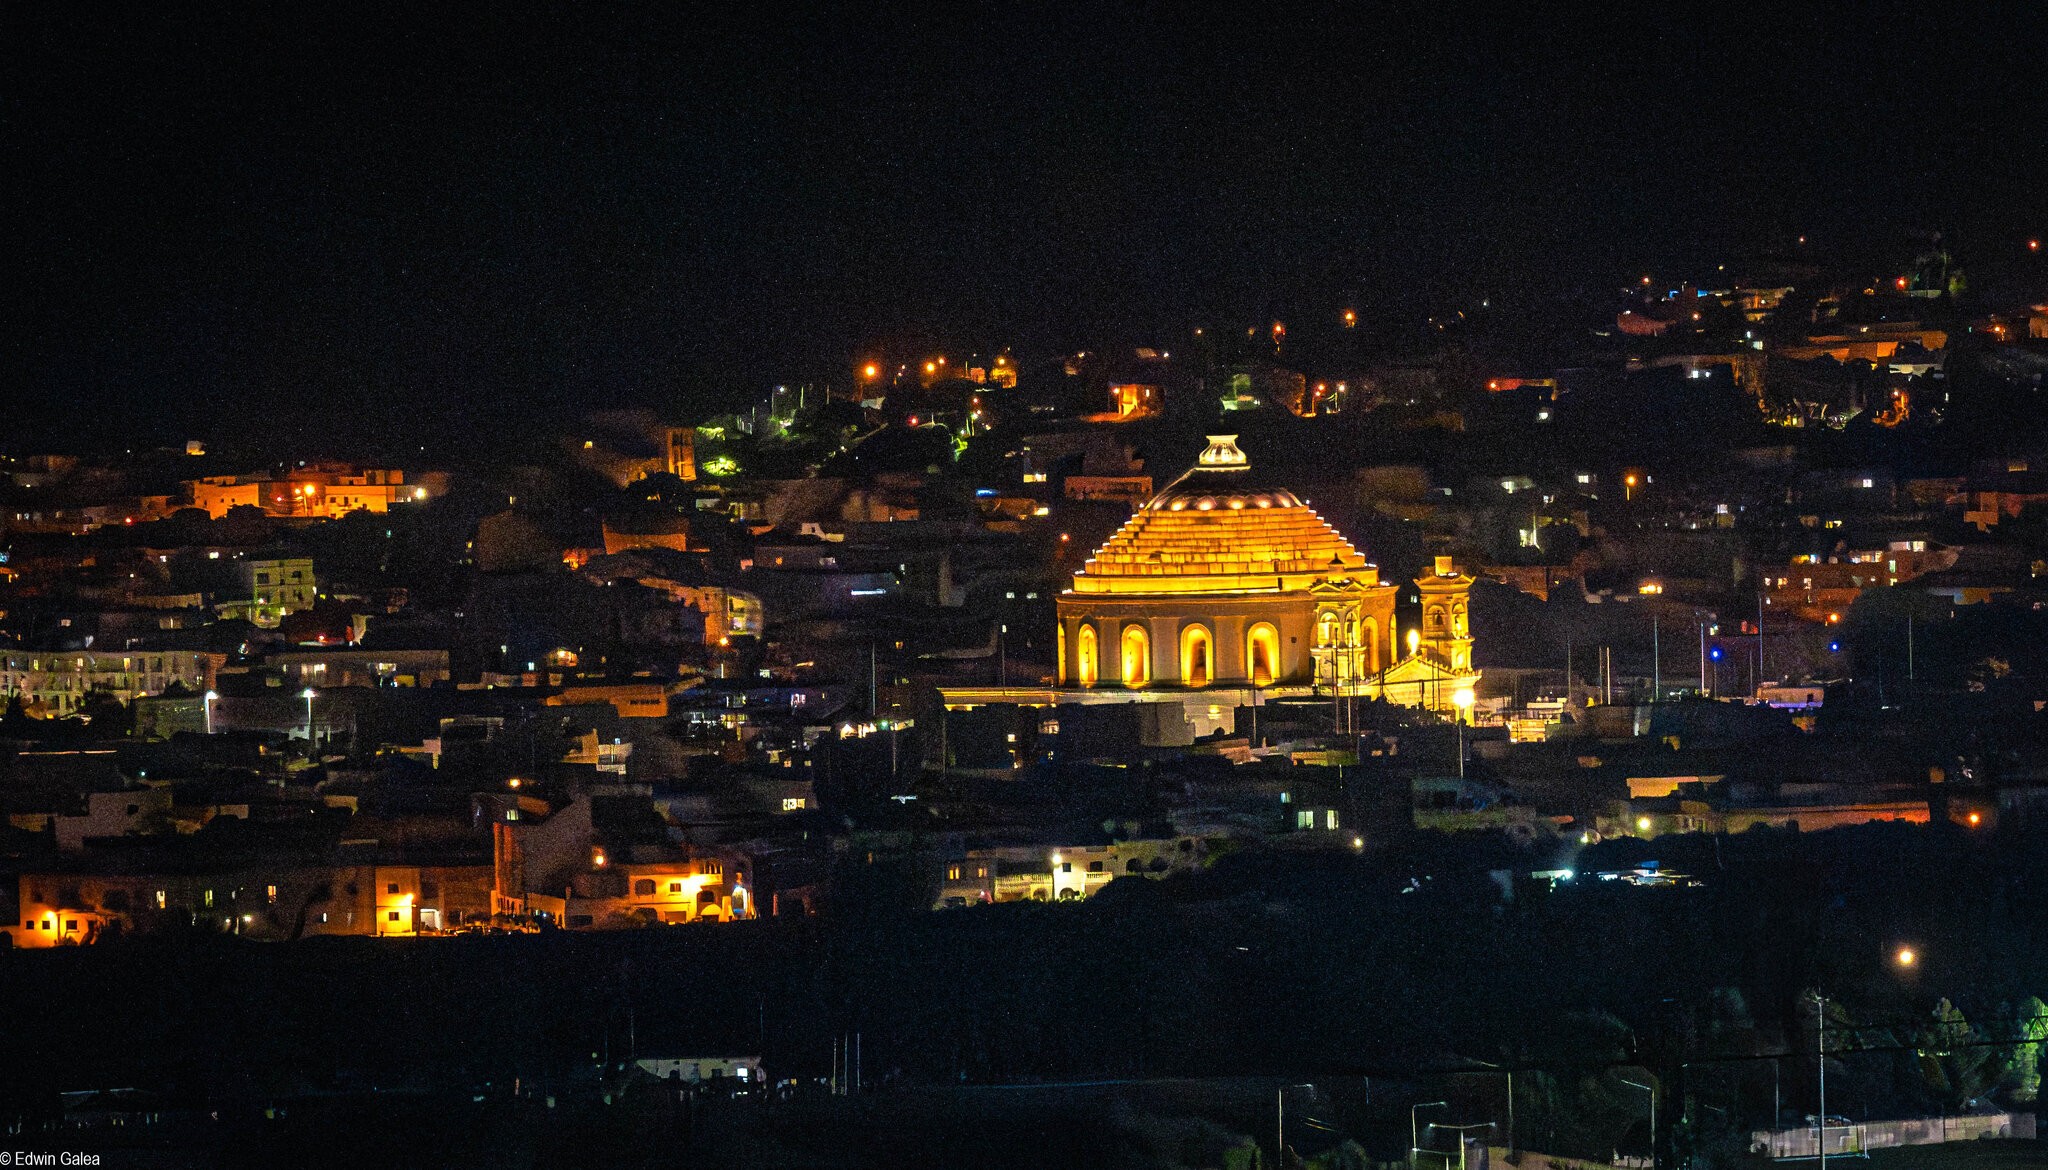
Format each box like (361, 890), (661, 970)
(781, 797), (806, 811)
(1246, 623), (1280, 686)
(700, 860), (722, 876)
(266, 885), (278, 905)
(1120, 624), (1151, 688)
(388, 911), (401, 922)
(65, 920), (77, 931)
(1180, 624), (1213, 687)
(947, 865), (962, 881)
(669, 882), (683, 894)
(1325, 809), (1340, 830)
(1060, 862), (1072, 873)
(155, 890), (166, 910)
(635, 879), (656, 896)
(386, 883), (400, 894)
(1076, 624), (1098, 687)
(1297, 809), (1316, 830)
(1086, 861), (1103, 873)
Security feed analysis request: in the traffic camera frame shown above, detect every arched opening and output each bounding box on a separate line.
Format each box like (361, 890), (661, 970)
(1317, 613), (1337, 647)
(1361, 618), (1378, 672)
(1055, 624), (1066, 685)
(1120, 624), (1151, 688)
(1247, 623), (1280, 686)
(1180, 624), (1213, 687)
(1126, 858), (1144, 874)
(1076, 624), (1098, 687)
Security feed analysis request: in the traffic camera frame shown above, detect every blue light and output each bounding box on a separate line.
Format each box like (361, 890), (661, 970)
(975, 489), (996, 496)
(1709, 646), (1723, 660)
(1828, 641), (1841, 653)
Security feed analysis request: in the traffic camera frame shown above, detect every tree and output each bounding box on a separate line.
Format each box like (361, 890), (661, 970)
(1917, 998), (2006, 1111)
(2010, 996), (2047, 1103)
(0, 694), (33, 737)
(74, 687), (135, 738)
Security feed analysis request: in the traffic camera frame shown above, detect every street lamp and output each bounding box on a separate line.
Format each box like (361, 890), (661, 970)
(1278, 1082), (1314, 1164)
(1452, 687), (1476, 778)
(203, 690), (218, 735)
(1619, 1078), (1656, 1166)
(301, 687), (316, 744)
(1412, 1100), (1447, 1170)
(1469, 1059), (1515, 1153)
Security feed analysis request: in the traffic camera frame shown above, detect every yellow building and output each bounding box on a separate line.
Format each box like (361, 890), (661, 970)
(1056, 435), (1402, 697)
(1349, 555), (1482, 713)
(942, 436), (1480, 725)
(185, 469), (429, 519)
(933, 436), (1479, 729)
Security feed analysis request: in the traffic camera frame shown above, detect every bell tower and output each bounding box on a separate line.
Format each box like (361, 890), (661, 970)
(1414, 555), (1474, 673)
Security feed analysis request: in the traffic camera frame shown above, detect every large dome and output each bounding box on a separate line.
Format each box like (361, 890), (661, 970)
(1070, 435), (1374, 595)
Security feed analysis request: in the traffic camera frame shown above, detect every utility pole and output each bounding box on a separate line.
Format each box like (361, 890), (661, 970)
(1815, 994), (1828, 1170)
(1907, 611), (1915, 681)
(1652, 613), (1661, 702)
(1757, 592), (1767, 693)
(1698, 620), (1708, 696)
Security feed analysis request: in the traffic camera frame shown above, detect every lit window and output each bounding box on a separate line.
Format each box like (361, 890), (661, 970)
(947, 865), (962, 881)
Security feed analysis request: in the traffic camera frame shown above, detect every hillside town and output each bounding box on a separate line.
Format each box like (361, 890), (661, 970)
(7, 263), (2047, 962)
(9, 4), (2048, 1165)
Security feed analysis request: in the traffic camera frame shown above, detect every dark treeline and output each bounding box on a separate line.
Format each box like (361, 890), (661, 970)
(2, 820), (2042, 1162)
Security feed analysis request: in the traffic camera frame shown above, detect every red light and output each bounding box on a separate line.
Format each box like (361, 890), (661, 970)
(1895, 277), (1908, 290)
(1968, 812), (1982, 826)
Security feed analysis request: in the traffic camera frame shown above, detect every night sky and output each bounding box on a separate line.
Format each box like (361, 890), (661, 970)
(8, 5), (2045, 451)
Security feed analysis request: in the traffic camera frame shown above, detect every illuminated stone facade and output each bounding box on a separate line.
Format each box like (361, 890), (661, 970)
(1055, 436), (1400, 695)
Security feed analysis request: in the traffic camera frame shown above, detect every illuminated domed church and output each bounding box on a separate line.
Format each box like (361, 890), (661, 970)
(1051, 435), (1478, 728)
